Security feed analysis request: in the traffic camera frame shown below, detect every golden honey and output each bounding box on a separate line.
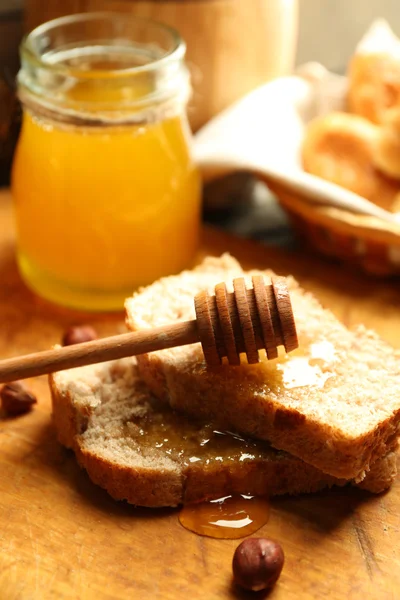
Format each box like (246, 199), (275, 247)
(126, 400), (270, 538)
(12, 14), (201, 311)
(179, 495), (270, 539)
(131, 406), (266, 465)
(189, 337), (338, 396)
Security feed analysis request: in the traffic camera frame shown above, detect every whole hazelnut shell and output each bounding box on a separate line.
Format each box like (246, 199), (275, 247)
(232, 537), (285, 592)
(62, 325), (97, 346)
(1, 381), (37, 416)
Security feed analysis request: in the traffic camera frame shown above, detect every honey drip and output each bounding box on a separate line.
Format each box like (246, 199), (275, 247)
(178, 495), (269, 539)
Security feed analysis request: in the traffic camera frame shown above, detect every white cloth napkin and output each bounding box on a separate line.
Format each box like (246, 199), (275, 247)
(193, 20), (400, 225)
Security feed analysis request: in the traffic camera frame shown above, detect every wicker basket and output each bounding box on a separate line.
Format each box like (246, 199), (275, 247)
(268, 183), (400, 276)
(194, 54), (400, 277)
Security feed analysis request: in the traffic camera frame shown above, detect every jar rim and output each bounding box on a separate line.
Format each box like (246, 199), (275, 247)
(21, 11), (186, 79)
(18, 11), (191, 125)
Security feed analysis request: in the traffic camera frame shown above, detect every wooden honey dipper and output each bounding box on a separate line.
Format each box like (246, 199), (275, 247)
(0, 276), (297, 383)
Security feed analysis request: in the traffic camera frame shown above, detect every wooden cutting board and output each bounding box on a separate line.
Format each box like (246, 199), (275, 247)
(0, 189), (399, 600)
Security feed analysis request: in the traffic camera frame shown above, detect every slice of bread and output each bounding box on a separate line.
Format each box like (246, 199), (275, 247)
(49, 359), (397, 507)
(125, 255), (400, 481)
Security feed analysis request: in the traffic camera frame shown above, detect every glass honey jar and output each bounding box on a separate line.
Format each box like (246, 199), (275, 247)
(12, 13), (201, 311)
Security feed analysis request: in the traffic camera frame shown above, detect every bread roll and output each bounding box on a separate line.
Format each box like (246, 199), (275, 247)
(302, 112), (400, 211)
(348, 53), (400, 124)
(373, 107), (400, 179)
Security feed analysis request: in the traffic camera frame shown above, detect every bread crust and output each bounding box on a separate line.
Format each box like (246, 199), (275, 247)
(301, 112), (399, 211)
(373, 107), (400, 180)
(76, 445), (184, 507)
(348, 53), (400, 125)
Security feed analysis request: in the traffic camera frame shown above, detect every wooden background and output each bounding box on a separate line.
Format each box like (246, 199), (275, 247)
(24, 0), (298, 132)
(0, 188), (399, 599)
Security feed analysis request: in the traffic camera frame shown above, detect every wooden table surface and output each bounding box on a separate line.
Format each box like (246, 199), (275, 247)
(0, 189), (399, 600)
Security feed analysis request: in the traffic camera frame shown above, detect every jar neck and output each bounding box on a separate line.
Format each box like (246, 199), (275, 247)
(17, 13), (191, 126)
(18, 62), (191, 126)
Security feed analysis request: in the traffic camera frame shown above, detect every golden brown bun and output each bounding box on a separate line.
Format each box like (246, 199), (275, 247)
(348, 53), (400, 124)
(302, 112), (400, 211)
(373, 107), (400, 179)
(392, 193), (400, 212)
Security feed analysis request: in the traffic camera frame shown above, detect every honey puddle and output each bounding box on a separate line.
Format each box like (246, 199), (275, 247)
(179, 495), (269, 539)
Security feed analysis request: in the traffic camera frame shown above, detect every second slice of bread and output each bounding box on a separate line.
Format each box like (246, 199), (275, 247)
(125, 255), (400, 481)
(50, 359), (397, 507)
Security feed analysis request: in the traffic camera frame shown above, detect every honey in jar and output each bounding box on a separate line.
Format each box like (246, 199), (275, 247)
(12, 14), (201, 311)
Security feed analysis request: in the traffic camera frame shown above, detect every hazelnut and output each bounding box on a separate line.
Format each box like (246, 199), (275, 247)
(1, 381), (37, 416)
(62, 325), (97, 346)
(232, 538), (284, 592)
